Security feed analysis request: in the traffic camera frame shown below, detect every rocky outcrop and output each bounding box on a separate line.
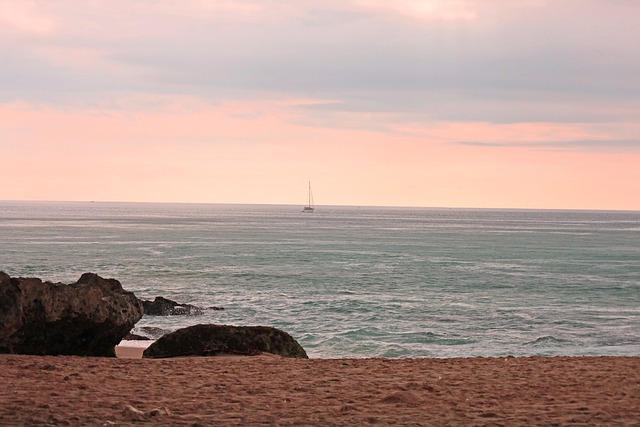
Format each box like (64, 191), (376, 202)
(0, 272), (143, 357)
(123, 333), (151, 341)
(141, 297), (205, 316)
(143, 324), (308, 359)
(140, 296), (224, 316)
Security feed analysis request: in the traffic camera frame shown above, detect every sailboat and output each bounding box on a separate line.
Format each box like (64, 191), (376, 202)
(302, 181), (315, 213)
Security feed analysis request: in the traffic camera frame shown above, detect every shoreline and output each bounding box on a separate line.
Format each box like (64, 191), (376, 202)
(2, 354), (638, 426)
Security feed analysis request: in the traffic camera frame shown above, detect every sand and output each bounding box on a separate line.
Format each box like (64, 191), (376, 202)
(1, 353), (638, 426)
(114, 345), (146, 359)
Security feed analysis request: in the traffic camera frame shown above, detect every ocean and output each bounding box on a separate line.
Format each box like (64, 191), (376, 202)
(1, 201), (639, 359)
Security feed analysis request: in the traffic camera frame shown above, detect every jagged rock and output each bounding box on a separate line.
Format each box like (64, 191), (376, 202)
(143, 324), (308, 359)
(0, 272), (143, 357)
(141, 296), (204, 316)
(122, 333), (151, 341)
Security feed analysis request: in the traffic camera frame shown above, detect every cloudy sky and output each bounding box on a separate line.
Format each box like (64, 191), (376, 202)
(1, 0), (639, 209)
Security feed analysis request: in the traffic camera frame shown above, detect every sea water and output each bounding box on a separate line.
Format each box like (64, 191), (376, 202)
(1, 201), (639, 358)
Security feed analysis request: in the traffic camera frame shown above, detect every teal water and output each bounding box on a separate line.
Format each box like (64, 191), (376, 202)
(1, 201), (639, 358)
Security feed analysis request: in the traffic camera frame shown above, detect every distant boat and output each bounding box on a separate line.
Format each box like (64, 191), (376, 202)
(302, 181), (315, 213)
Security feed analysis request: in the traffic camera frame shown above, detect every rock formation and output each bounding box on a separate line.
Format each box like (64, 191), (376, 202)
(122, 333), (151, 341)
(140, 296), (205, 316)
(143, 324), (308, 359)
(0, 272), (143, 356)
(139, 296), (224, 316)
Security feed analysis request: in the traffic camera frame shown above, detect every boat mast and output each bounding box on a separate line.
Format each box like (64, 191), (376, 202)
(302, 181), (315, 212)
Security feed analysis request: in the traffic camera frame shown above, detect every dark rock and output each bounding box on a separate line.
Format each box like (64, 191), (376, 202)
(141, 296), (204, 316)
(0, 272), (143, 357)
(123, 333), (151, 341)
(143, 324), (308, 359)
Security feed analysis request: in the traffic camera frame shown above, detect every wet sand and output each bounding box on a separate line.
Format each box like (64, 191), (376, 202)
(1, 354), (639, 426)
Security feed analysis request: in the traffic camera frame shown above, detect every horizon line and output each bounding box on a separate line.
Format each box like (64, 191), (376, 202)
(1, 199), (639, 214)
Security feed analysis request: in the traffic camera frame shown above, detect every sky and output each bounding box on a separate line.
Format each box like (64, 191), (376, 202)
(1, 0), (639, 210)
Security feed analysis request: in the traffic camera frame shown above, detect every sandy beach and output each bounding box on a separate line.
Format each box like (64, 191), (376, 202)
(1, 353), (638, 426)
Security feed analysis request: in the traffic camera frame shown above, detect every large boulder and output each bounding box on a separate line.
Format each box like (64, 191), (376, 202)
(0, 272), (143, 357)
(143, 324), (308, 359)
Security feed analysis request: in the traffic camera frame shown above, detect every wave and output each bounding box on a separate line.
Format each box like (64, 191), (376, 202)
(524, 336), (570, 346)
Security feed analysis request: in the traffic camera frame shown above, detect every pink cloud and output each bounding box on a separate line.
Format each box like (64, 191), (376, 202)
(352, 0), (478, 21)
(0, 0), (56, 37)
